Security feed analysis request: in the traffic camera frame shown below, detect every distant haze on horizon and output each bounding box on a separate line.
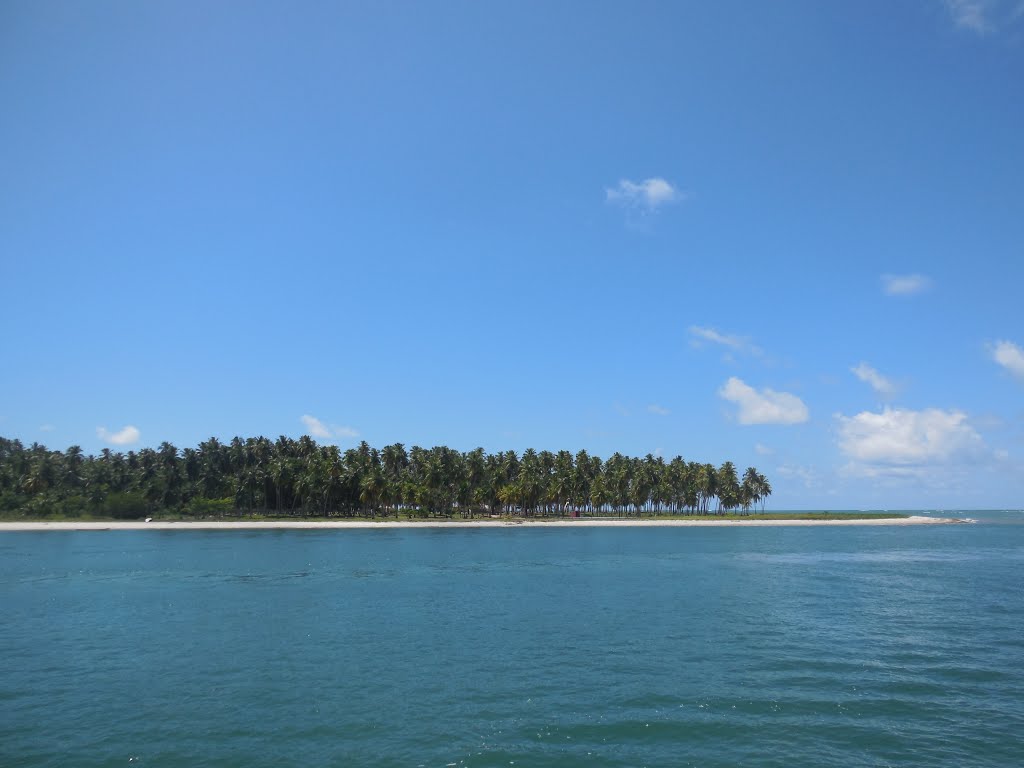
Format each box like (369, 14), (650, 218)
(1, 1), (1022, 509)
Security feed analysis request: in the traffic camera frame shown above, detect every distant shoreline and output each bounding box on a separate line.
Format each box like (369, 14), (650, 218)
(0, 516), (964, 531)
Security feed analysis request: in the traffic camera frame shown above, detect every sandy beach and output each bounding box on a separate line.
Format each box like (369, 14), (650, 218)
(0, 516), (964, 531)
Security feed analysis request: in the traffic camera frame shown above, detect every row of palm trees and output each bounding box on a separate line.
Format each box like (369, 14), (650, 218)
(0, 435), (771, 519)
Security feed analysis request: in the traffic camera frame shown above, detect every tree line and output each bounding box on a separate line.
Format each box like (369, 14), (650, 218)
(0, 435), (771, 519)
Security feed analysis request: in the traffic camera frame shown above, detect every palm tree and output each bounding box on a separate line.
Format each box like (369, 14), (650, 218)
(571, 450), (593, 516)
(717, 462), (740, 513)
(757, 472), (772, 512)
(463, 447), (489, 518)
(551, 450), (574, 516)
(270, 457), (295, 514)
(741, 467), (759, 515)
(589, 475), (608, 516)
(357, 470), (382, 516)
(63, 446), (85, 491)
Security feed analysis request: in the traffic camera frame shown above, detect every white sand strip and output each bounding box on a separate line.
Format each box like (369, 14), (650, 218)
(0, 516), (963, 531)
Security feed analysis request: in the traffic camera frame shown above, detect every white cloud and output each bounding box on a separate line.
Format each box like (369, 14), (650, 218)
(851, 362), (897, 397)
(944, 0), (1024, 33)
(40, 424), (55, 432)
(754, 442), (774, 456)
(647, 404), (670, 416)
(836, 407), (987, 476)
(301, 414), (332, 439)
(945, 0), (992, 32)
(606, 177), (683, 211)
(689, 325), (742, 349)
(688, 325), (763, 356)
(991, 339), (1024, 379)
(718, 377), (809, 425)
(881, 273), (932, 296)
(300, 415), (360, 441)
(97, 425), (141, 446)
(776, 463), (819, 488)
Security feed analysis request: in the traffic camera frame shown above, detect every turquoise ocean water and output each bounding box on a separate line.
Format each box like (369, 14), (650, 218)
(2, 511), (1023, 767)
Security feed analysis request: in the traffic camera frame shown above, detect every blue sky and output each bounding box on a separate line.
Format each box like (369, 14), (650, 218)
(2, 1), (1023, 508)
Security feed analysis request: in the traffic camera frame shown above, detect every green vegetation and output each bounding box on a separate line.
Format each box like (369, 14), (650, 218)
(0, 436), (772, 521)
(619, 512), (907, 521)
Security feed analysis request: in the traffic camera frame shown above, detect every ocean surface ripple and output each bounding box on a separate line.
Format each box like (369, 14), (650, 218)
(1, 511), (1022, 767)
